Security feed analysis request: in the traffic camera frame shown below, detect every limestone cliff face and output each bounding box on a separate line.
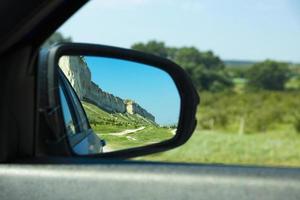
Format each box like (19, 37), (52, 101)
(85, 81), (126, 113)
(59, 55), (91, 99)
(125, 100), (155, 122)
(59, 56), (155, 122)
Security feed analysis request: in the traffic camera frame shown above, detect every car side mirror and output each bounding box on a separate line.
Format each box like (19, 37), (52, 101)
(38, 43), (199, 159)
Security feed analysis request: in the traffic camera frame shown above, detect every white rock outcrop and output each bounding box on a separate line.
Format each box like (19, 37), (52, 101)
(59, 56), (155, 122)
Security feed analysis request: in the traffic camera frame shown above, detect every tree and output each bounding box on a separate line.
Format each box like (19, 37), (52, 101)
(131, 40), (232, 91)
(131, 40), (168, 58)
(173, 47), (202, 64)
(247, 60), (290, 90)
(173, 47), (231, 91)
(201, 50), (225, 71)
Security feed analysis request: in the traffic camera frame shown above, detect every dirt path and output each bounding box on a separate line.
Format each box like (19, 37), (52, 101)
(103, 146), (113, 153)
(109, 126), (145, 136)
(171, 129), (177, 135)
(102, 126), (145, 153)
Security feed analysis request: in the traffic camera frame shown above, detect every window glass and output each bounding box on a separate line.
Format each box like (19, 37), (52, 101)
(44, 1), (300, 167)
(65, 78), (90, 131)
(59, 85), (77, 136)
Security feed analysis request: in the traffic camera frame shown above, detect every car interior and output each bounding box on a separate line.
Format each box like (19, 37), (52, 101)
(0, 1), (300, 200)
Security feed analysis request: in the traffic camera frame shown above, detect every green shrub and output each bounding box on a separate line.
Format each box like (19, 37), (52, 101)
(198, 91), (300, 134)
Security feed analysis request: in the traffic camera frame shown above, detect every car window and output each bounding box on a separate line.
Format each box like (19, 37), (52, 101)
(59, 74), (94, 150)
(62, 72), (90, 132)
(44, 1), (300, 167)
(59, 84), (78, 136)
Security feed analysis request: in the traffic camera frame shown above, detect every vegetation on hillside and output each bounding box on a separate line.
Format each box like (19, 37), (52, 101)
(82, 101), (155, 132)
(82, 101), (173, 151)
(131, 40), (300, 93)
(198, 91), (300, 134)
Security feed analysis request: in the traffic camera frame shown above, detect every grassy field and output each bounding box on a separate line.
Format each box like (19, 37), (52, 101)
(82, 101), (155, 133)
(82, 101), (173, 151)
(82, 94), (300, 167)
(137, 129), (300, 167)
(134, 90), (300, 167)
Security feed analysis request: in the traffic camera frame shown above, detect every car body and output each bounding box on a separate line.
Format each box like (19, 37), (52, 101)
(59, 69), (106, 154)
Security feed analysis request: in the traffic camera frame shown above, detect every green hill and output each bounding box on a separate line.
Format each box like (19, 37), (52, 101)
(82, 101), (156, 134)
(82, 101), (173, 150)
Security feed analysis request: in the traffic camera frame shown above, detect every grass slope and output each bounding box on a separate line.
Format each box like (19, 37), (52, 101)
(138, 130), (300, 167)
(136, 91), (300, 167)
(100, 127), (173, 150)
(82, 101), (173, 150)
(82, 101), (154, 134)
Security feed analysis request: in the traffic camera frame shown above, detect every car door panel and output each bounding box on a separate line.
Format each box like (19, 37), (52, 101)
(1, 162), (299, 200)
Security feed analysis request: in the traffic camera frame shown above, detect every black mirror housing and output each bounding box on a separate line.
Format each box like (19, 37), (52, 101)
(37, 43), (199, 159)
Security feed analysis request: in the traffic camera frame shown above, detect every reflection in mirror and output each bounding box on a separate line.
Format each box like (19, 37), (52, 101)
(58, 55), (180, 154)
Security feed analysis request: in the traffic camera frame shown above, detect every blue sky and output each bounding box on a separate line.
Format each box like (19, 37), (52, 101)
(85, 56), (180, 125)
(59, 0), (300, 62)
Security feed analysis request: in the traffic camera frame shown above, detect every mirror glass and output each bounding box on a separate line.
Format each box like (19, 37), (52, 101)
(58, 55), (180, 154)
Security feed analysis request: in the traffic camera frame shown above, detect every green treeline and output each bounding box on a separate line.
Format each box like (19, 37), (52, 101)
(198, 91), (300, 134)
(132, 40), (300, 134)
(132, 40), (300, 92)
(132, 41), (232, 92)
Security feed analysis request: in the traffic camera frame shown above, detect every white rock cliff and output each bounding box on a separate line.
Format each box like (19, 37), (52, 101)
(59, 56), (155, 122)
